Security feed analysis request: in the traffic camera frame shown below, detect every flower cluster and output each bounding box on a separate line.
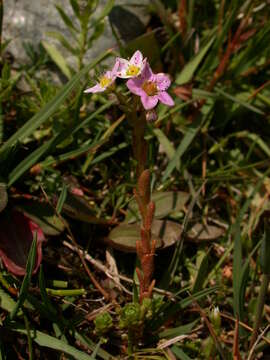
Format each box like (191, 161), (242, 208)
(84, 50), (174, 111)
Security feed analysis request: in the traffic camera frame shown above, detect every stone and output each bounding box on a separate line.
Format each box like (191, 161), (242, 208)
(3, 0), (150, 67)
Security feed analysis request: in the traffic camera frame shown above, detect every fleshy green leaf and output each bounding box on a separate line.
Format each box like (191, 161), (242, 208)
(16, 201), (65, 235)
(125, 191), (190, 223)
(108, 219), (182, 252)
(187, 223), (225, 242)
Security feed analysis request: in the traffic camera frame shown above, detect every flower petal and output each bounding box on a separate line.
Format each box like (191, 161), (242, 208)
(155, 73), (171, 91)
(116, 58), (129, 78)
(104, 70), (116, 82)
(158, 91), (175, 106)
(127, 78), (144, 96)
(141, 93), (159, 110)
(130, 50), (143, 66)
(141, 62), (153, 81)
(111, 59), (120, 75)
(84, 84), (104, 93)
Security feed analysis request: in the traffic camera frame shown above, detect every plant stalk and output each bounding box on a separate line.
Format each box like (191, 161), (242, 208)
(249, 273), (270, 352)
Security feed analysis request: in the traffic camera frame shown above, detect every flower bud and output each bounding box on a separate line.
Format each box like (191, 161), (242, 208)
(209, 306), (221, 331)
(146, 110), (158, 123)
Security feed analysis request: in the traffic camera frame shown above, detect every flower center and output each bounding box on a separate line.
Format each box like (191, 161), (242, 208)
(99, 76), (111, 88)
(126, 65), (140, 76)
(142, 81), (158, 96)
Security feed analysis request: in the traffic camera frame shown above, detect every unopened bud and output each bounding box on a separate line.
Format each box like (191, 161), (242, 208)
(210, 306), (221, 330)
(146, 110), (157, 123)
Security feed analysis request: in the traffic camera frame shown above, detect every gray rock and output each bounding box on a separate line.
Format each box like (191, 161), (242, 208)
(3, 0), (150, 67)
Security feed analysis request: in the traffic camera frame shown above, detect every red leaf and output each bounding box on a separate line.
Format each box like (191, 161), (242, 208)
(0, 210), (45, 276)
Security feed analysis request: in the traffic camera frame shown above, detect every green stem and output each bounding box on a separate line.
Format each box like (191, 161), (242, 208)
(24, 315), (33, 360)
(127, 328), (133, 356)
(250, 274), (270, 351)
(46, 288), (86, 296)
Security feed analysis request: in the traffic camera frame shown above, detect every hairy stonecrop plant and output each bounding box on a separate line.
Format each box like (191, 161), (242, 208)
(85, 51), (174, 302)
(94, 311), (113, 337)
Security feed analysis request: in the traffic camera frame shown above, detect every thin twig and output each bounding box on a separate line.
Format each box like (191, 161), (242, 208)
(220, 312), (270, 346)
(62, 240), (176, 298)
(247, 325), (270, 360)
(40, 186), (110, 300)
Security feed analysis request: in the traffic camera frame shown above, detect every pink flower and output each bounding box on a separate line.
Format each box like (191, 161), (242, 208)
(116, 50), (146, 79)
(84, 60), (119, 93)
(127, 63), (174, 110)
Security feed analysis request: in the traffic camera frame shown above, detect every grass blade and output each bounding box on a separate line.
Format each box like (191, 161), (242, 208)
(0, 50), (111, 155)
(162, 116), (203, 181)
(176, 37), (215, 85)
(13, 327), (98, 360)
(42, 41), (72, 79)
(10, 236), (37, 319)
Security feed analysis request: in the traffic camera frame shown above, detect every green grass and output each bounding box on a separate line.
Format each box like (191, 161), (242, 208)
(1, 0), (270, 358)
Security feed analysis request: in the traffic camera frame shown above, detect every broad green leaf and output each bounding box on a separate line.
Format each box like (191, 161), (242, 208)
(186, 223), (225, 243)
(0, 50), (111, 155)
(125, 191), (190, 223)
(61, 192), (109, 224)
(42, 41), (72, 79)
(176, 37), (215, 85)
(108, 219), (182, 252)
(17, 201), (65, 235)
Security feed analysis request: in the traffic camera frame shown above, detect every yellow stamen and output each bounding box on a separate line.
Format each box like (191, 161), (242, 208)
(126, 65), (140, 76)
(142, 81), (158, 96)
(99, 76), (111, 88)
